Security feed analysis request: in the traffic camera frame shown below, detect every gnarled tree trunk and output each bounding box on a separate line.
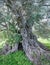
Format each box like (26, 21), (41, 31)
(3, 0), (50, 65)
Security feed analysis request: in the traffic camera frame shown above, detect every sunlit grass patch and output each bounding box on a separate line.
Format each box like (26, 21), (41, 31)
(0, 39), (8, 48)
(0, 31), (8, 48)
(38, 37), (50, 49)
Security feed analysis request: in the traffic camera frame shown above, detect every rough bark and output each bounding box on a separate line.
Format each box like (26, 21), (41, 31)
(0, 43), (18, 55)
(21, 26), (50, 65)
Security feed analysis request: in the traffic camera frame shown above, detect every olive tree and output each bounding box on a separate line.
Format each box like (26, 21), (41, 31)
(0, 0), (50, 65)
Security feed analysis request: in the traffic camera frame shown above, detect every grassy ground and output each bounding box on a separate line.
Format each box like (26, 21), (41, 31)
(38, 37), (50, 49)
(0, 51), (32, 65)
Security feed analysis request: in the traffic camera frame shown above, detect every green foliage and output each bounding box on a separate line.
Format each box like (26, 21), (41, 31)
(0, 51), (32, 65)
(7, 33), (22, 44)
(0, 5), (22, 45)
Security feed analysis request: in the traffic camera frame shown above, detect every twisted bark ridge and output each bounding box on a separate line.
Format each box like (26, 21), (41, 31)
(3, 0), (50, 65)
(0, 43), (18, 55)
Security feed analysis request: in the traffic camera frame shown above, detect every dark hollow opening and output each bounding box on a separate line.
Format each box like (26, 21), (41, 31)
(18, 43), (23, 51)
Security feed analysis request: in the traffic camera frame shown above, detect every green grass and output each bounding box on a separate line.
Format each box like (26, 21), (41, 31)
(0, 51), (32, 65)
(38, 37), (50, 49)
